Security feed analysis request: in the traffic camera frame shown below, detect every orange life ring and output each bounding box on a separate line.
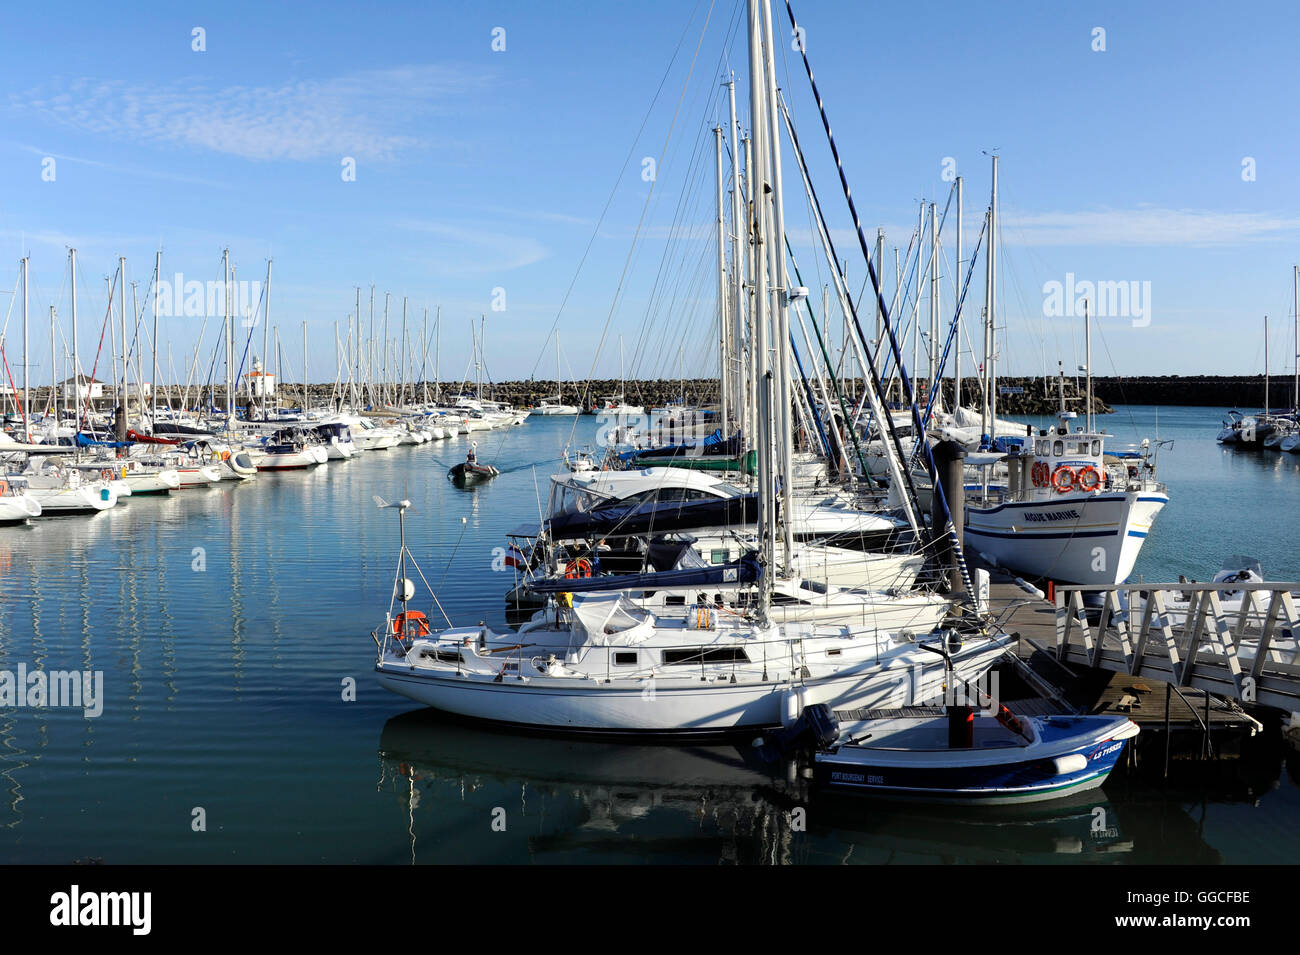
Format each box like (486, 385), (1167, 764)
(1032, 461), (1050, 487)
(565, 558), (593, 579)
(1051, 466), (1075, 493)
(1075, 465), (1100, 492)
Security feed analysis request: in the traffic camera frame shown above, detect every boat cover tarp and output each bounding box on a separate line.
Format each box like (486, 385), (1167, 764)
(530, 552), (762, 594)
(547, 492), (760, 540)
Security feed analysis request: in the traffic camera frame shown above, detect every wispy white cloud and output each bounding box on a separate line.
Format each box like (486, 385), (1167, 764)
(790, 206), (1300, 252)
(10, 66), (487, 162)
(12, 143), (230, 188)
(395, 220), (549, 274)
(992, 207), (1300, 247)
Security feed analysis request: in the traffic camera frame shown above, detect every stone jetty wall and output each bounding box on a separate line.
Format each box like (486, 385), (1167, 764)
(8, 376), (1288, 416)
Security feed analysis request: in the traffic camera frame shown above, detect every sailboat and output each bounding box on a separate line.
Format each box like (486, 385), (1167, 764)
(369, 0), (1011, 735)
(534, 330), (580, 415)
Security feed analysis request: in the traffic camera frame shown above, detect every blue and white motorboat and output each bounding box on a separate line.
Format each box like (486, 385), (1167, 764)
(812, 708), (1139, 805)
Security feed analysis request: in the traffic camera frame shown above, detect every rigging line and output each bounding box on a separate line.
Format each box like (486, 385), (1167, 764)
(775, 81), (924, 526)
(784, 0), (971, 596)
(567, 0), (720, 453)
(909, 215), (988, 469)
(523, 0), (710, 393)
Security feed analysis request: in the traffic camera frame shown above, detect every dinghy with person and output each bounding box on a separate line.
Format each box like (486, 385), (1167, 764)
(448, 442), (499, 487)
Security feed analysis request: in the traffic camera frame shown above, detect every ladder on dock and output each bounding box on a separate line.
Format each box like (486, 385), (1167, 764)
(1053, 582), (1300, 713)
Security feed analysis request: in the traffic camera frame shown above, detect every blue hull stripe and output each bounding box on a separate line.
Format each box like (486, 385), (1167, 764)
(966, 528), (1119, 541)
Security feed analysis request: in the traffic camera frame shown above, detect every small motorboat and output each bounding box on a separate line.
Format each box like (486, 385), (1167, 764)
(810, 707), (1139, 805)
(448, 442), (499, 487)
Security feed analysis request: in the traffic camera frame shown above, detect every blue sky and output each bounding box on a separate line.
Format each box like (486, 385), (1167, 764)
(1, 0), (1298, 391)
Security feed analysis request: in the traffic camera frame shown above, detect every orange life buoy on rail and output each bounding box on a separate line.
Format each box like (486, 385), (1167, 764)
(1051, 466), (1075, 494)
(1075, 465), (1100, 492)
(565, 558), (593, 580)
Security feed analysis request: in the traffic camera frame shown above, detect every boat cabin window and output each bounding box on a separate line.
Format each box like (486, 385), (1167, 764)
(1091, 439), (1101, 456)
(1075, 441), (1090, 455)
(1052, 440), (1063, 456)
(613, 652), (638, 666)
(800, 579), (828, 594)
(664, 595), (686, 607)
(663, 647), (750, 665)
(709, 548), (731, 564)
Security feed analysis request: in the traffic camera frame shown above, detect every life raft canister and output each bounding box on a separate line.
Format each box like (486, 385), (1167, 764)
(392, 610), (431, 639)
(1051, 465), (1076, 493)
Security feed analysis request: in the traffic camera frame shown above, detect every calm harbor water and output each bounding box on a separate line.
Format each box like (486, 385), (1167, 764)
(0, 406), (1296, 864)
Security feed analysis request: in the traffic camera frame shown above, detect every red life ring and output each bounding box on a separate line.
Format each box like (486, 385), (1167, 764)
(1051, 466), (1075, 493)
(1075, 465), (1100, 492)
(1031, 461), (1048, 487)
(565, 558), (593, 579)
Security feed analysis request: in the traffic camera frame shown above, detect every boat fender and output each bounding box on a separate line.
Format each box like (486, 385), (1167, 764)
(781, 687), (805, 727)
(1051, 753), (1089, 775)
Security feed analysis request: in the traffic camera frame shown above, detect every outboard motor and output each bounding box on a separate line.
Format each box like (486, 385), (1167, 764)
(751, 703), (840, 764)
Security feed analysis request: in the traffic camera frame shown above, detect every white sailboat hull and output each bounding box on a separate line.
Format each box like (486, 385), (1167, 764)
(0, 493), (42, 521)
(376, 634), (1008, 735)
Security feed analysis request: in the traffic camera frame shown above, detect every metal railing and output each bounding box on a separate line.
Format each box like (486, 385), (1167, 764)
(1054, 582), (1300, 711)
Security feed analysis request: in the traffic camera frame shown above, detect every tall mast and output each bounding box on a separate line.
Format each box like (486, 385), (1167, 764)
(353, 287), (361, 409)
(759, 0), (794, 568)
(223, 249), (233, 429)
(382, 293), (390, 407)
(70, 249), (78, 433)
(302, 321), (309, 411)
(264, 258), (273, 416)
(987, 155), (999, 444)
(152, 250), (161, 429)
(954, 176), (963, 413)
(50, 305), (58, 429)
(1264, 315), (1270, 418)
(21, 255), (29, 440)
(371, 281), (377, 405)
(400, 296), (408, 408)
(1293, 265), (1298, 412)
(929, 201), (939, 406)
(1084, 298), (1092, 432)
(118, 256), (128, 440)
(132, 280), (142, 434)
(714, 123), (730, 431)
(423, 308), (430, 406)
(726, 76), (745, 439)
(746, 0), (774, 613)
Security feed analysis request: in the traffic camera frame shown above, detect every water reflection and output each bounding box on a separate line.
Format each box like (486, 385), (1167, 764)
(373, 709), (1238, 865)
(377, 709), (806, 864)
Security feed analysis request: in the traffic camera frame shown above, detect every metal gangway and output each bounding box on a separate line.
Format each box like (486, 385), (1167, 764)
(1054, 582), (1300, 713)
